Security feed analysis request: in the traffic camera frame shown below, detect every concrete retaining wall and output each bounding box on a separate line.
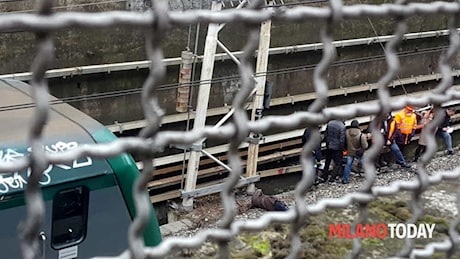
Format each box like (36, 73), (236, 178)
(0, 0), (455, 125)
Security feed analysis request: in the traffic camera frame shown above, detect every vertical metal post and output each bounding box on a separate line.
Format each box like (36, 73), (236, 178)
(246, 17), (272, 194)
(176, 50), (194, 113)
(182, 1), (222, 210)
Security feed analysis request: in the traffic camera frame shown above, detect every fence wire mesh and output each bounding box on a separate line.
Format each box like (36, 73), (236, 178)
(1, 0), (460, 258)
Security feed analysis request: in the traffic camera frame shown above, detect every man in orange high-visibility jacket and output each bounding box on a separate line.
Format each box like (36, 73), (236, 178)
(387, 105), (424, 168)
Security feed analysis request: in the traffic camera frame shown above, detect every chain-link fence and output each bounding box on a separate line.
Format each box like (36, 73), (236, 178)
(1, 0), (460, 258)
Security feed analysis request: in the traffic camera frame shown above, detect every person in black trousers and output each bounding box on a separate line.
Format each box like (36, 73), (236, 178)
(302, 126), (324, 183)
(376, 112), (395, 168)
(301, 126), (323, 164)
(322, 120), (346, 182)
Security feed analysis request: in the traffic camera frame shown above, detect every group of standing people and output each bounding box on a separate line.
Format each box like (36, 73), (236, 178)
(388, 105), (455, 166)
(302, 105), (456, 185)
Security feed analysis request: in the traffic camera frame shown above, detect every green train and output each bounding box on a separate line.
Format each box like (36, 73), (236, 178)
(0, 79), (161, 258)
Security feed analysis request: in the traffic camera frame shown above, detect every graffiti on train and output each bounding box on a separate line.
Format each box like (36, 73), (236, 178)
(0, 141), (93, 194)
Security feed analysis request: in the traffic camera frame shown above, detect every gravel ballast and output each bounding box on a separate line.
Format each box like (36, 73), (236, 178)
(161, 147), (460, 255)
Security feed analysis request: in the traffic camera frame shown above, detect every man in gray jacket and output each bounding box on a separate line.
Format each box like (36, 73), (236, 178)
(323, 120), (346, 182)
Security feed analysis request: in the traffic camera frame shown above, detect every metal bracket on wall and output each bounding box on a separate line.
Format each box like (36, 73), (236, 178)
(340, 86), (347, 96)
(170, 144), (192, 151)
(171, 143), (203, 151)
(114, 121), (123, 134)
(245, 136), (261, 144)
(180, 175), (260, 199)
(190, 144), (203, 152)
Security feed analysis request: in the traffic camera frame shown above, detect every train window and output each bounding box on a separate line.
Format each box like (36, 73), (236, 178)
(51, 186), (89, 250)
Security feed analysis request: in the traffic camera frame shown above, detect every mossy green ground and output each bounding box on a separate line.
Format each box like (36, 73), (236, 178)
(186, 195), (459, 259)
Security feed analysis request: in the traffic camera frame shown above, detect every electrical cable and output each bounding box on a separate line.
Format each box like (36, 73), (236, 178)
(265, 0), (328, 8)
(252, 45), (446, 77)
(0, 44), (449, 112)
(0, 0), (327, 14)
(1, 0), (127, 14)
(179, 0), (204, 191)
(358, 0), (409, 95)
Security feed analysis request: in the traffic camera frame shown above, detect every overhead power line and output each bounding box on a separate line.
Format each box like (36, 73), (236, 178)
(0, 44), (449, 112)
(0, 0), (127, 14)
(0, 0), (327, 14)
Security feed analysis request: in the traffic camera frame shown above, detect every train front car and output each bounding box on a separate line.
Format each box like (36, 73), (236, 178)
(0, 79), (161, 258)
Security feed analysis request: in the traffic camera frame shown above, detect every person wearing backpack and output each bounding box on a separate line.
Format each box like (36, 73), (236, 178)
(342, 120), (368, 184)
(387, 105), (423, 168)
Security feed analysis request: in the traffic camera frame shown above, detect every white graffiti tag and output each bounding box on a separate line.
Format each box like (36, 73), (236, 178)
(0, 141), (93, 194)
(28, 141), (93, 169)
(0, 169), (51, 194)
(0, 149), (24, 163)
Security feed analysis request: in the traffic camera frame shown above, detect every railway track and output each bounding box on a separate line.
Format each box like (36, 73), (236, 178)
(147, 121), (460, 203)
(141, 82), (460, 204)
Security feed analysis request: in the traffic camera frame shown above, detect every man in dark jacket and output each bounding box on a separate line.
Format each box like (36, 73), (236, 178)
(376, 113), (395, 167)
(301, 127), (323, 163)
(302, 126), (324, 184)
(251, 189), (288, 211)
(323, 120), (346, 182)
(436, 108), (455, 155)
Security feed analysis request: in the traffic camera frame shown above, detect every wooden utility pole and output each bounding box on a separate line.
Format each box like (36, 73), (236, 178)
(182, 1), (222, 210)
(246, 17), (272, 194)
